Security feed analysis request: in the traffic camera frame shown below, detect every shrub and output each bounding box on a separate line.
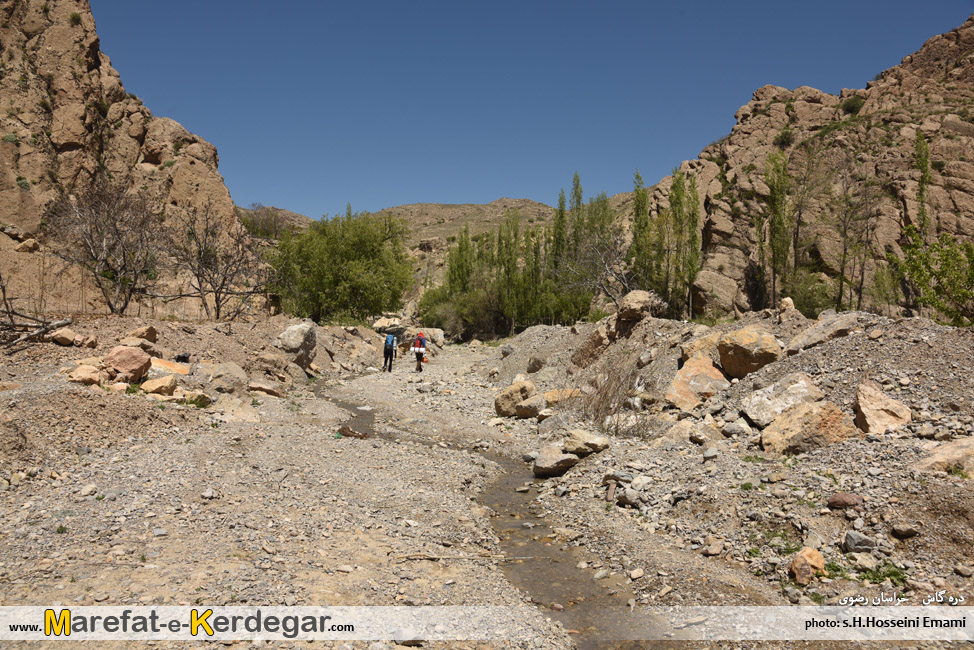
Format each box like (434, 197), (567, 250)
(841, 96), (866, 115)
(773, 128), (794, 149)
(3, 133), (18, 143)
(932, 160), (946, 172)
(69, 12), (81, 26)
(15, 176), (29, 190)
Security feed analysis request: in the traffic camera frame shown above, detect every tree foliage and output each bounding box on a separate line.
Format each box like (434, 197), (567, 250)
(269, 211), (412, 322)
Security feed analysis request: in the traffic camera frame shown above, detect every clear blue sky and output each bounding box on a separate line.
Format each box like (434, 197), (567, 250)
(92, 1), (973, 218)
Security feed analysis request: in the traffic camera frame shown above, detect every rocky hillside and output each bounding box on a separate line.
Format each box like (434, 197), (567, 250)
(642, 14), (974, 316)
(0, 0), (235, 310)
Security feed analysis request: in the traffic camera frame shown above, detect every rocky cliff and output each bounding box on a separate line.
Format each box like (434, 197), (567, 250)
(0, 0), (233, 240)
(643, 15), (974, 316)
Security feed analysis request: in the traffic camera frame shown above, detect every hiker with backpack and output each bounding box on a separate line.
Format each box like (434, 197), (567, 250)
(382, 332), (398, 372)
(412, 332), (427, 372)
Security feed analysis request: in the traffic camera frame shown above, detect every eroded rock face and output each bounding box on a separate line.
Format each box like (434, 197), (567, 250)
(717, 325), (781, 378)
(853, 380), (912, 434)
(742, 372), (824, 428)
(761, 401), (860, 455)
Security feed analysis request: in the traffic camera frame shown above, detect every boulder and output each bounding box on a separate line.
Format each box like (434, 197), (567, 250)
(51, 327), (78, 346)
(142, 375), (177, 396)
(761, 401), (860, 455)
(562, 429), (609, 455)
(617, 290), (666, 321)
(514, 395), (546, 419)
(249, 378), (285, 398)
(424, 328), (445, 348)
(916, 437), (974, 473)
(125, 325), (158, 343)
(664, 353), (730, 411)
(532, 446), (580, 477)
(828, 492), (863, 510)
(274, 322), (317, 370)
(780, 297), (795, 310)
(742, 372), (824, 428)
(544, 388), (581, 407)
(495, 381), (537, 417)
(104, 346), (152, 383)
(67, 365), (105, 385)
(788, 547), (825, 586)
(853, 380), (912, 434)
(786, 312), (858, 356)
(527, 356), (545, 373)
(371, 317), (401, 332)
(500, 344), (514, 358)
(717, 325), (782, 378)
(14, 238), (39, 253)
(197, 361), (249, 394)
(539, 413), (573, 436)
(680, 331), (721, 362)
(150, 358), (190, 376)
(843, 530), (877, 553)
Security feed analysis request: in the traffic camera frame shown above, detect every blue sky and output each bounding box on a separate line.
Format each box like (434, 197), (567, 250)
(93, 1), (974, 218)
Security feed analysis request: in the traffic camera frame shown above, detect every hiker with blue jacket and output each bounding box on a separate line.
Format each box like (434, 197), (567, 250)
(382, 333), (398, 372)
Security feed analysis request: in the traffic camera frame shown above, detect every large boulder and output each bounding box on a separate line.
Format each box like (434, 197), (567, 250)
(495, 381), (537, 417)
(680, 330), (721, 362)
(197, 362), (249, 394)
(104, 346), (152, 383)
(562, 429), (610, 455)
(544, 389), (581, 407)
(717, 325), (782, 378)
(514, 394), (546, 419)
(274, 322), (317, 370)
(67, 365), (107, 385)
(142, 375), (177, 396)
(51, 327), (78, 346)
(788, 547), (825, 586)
(742, 372), (824, 428)
(853, 380), (912, 434)
(916, 437), (974, 473)
(761, 401), (860, 455)
(125, 325), (158, 343)
(786, 313), (858, 356)
(533, 446), (580, 477)
(664, 354), (730, 411)
(617, 290), (666, 321)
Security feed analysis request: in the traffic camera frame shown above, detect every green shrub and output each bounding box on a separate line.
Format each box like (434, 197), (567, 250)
(3, 133), (18, 143)
(841, 96), (866, 115)
(859, 561), (906, 586)
(773, 128), (794, 149)
(69, 12), (81, 26)
(932, 160), (946, 172)
(15, 177), (29, 190)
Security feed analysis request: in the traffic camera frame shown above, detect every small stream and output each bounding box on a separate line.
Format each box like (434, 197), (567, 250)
(327, 397), (678, 648)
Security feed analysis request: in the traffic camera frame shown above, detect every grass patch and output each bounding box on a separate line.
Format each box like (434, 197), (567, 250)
(743, 455), (768, 463)
(947, 466), (970, 479)
(747, 547), (761, 557)
(859, 561), (907, 587)
(824, 560), (850, 580)
(126, 384), (141, 395)
(740, 482), (754, 491)
(55, 525), (66, 534)
(808, 592), (825, 605)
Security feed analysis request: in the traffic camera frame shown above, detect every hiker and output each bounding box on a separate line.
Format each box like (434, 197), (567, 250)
(412, 332), (427, 372)
(382, 332), (398, 372)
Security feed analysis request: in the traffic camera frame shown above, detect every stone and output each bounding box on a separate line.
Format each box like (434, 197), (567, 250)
(702, 446), (719, 461)
(51, 327), (78, 346)
(514, 394), (546, 419)
(248, 378), (285, 398)
(197, 362), (248, 394)
(500, 344), (514, 358)
(629, 568), (644, 580)
(779, 297), (795, 310)
(854, 380), (912, 434)
(717, 325), (782, 378)
(722, 418), (752, 438)
(104, 346), (152, 383)
(153, 528), (169, 538)
(14, 238), (39, 253)
(842, 530), (877, 553)
(743, 372), (824, 428)
(828, 492), (863, 509)
(495, 381), (537, 417)
(665, 353), (731, 411)
(955, 565), (974, 578)
(82, 335), (98, 348)
(849, 552), (879, 571)
(371, 316), (400, 331)
(533, 446), (580, 477)
(67, 365), (104, 385)
(702, 541), (724, 556)
(180, 389), (212, 407)
(79, 483), (97, 497)
(761, 401), (860, 455)
(274, 321), (317, 370)
(544, 388), (581, 407)
(680, 331), (721, 362)
(527, 356), (545, 373)
(788, 547), (825, 586)
(125, 325), (157, 342)
(562, 429), (609, 455)
(786, 313), (858, 356)
(617, 289), (666, 321)
(916, 437), (974, 473)
(891, 523), (919, 539)
(539, 413), (572, 435)
(150, 358), (190, 375)
(141, 374), (176, 396)
(536, 408), (554, 422)
(201, 488), (218, 500)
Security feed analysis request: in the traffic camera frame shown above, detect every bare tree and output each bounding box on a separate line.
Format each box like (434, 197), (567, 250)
(46, 180), (163, 314)
(562, 222), (637, 311)
(168, 202), (265, 320)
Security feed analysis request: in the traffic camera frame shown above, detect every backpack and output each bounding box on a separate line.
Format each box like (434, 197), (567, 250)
(384, 334), (395, 349)
(414, 335), (425, 350)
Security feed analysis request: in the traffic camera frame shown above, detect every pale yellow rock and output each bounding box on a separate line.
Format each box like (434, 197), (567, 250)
(141, 374), (177, 396)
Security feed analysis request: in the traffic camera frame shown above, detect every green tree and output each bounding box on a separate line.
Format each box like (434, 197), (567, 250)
(765, 151), (792, 308)
(551, 189), (567, 272)
(569, 171), (584, 257)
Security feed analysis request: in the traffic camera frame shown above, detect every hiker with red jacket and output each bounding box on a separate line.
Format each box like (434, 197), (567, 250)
(412, 332), (427, 372)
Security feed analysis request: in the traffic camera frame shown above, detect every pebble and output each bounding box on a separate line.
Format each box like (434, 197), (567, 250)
(152, 528), (168, 537)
